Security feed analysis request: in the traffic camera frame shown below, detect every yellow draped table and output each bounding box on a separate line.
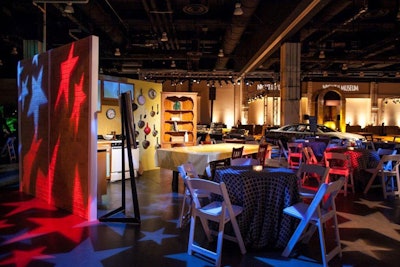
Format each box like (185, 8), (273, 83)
(155, 143), (259, 191)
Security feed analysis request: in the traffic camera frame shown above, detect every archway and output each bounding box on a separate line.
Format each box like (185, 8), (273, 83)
(313, 88), (346, 132)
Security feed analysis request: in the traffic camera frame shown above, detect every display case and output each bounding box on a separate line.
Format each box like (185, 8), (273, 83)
(160, 92), (197, 147)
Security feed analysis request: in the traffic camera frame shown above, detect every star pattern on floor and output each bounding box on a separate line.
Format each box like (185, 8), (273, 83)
(165, 252), (212, 267)
(1, 198), (57, 217)
(4, 215), (85, 244)
(138, 227), (178, 245)
(341, 238), (393, 260)
(0, 246), (51, 267)
(39, 238), (131, 267)
(254, 255), (322, 266)
(353, 198), (392, 209)
(337, 211), (400, 242)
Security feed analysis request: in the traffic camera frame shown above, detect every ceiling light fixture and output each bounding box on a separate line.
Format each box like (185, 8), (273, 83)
(161, 32), (168, 42)
(170, 60), (176, 68)
(64, 2), (74, 14)
(341, 63), (348, 71)
(233, 2), (243, 16)
(319, 50), (325, 59)
(114, 48), (121, 56)
(218, 49), (224, 57)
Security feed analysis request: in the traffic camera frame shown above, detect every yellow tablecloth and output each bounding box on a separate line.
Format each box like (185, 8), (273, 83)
(155, 143), (259, 174)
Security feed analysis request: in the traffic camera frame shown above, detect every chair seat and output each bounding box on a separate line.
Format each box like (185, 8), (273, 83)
(199, 201), (243, 218)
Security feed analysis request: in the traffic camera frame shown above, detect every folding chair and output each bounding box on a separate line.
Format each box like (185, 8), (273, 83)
(287, 142), (303, 169)
(296, 163), (330, 198)
(256, 143), (270, 166)
(363, 154), (400, 199)
(177, 163), (210, 228)
(282, 178), (345, 267)
(303, 146), (322, 165)
(324, 152), (354, 196)
(186, 178), (246, 267)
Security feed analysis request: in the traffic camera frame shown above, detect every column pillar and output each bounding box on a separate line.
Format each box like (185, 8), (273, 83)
(280, 43), (301, 125)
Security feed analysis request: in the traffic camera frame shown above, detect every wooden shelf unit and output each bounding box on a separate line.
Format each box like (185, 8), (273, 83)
(160, 92), (197, 148)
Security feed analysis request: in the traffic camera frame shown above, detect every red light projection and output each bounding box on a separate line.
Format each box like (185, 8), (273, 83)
(22, 135), (43, 193)
(0, 247), (51, 267)
(54, 43), (79, 110)
(18, 36), (98, 220)
(70, 74), (86, 135)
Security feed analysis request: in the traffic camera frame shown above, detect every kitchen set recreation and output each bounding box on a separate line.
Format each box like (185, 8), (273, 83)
(96, 75), (197, 195)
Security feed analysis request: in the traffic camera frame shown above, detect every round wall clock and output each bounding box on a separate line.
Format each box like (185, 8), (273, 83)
(148, 88), (157, 99)
(106, 108), (116, 119)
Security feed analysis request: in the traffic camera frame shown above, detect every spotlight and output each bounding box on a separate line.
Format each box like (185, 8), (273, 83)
(233, 2), (243, 16)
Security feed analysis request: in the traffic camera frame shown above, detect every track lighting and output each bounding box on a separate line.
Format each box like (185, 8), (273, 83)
(114, 48), (121, 56)
(218, 49), (224, 57)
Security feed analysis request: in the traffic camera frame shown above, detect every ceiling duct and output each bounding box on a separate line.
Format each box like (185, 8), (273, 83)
(214, 0), (260, 70)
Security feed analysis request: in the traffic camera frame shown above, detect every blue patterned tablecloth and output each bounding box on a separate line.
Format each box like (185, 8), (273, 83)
(214, 166), (300, 249)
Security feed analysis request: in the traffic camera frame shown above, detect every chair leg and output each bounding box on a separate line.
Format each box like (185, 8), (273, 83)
(317, 221), (328, 267)
(187, 214), (196, 255)
(179, 191), (191, 228)
(282, 219), (310, 257)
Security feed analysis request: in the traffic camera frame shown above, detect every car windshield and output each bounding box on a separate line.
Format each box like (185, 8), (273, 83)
(318, 125), (337, 133)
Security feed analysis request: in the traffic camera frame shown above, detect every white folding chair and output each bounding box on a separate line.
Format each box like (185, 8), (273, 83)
(296, 163), (330, 198)
(324, 151), (354, 196)
(282, 177), (345, 267)
(376, 148), (397, 158)
(363, 154), (400, 199)
(177, 163), (210, 228)
(186, 178), (246, 267)
(287, 142), (303, 169)
(303, 146), (322, 165)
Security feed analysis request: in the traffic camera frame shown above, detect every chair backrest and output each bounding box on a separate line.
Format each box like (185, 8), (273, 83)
(257, 143), (269, 166)
(297, 163), (330, 186)
(231, 146), (244, 159)
(231, 157), (259, 166)
(278, 139), (288, 159)
(177, 162), (199, 178)
(306, 177), (345, 220)
(303, 146), (319, 164)
(287, 142), (303, 154)
(324, 151), (351, 169)
(377, 148), (397, 157)
(186, 178), (233, 214)
(380, 154), (400, 172)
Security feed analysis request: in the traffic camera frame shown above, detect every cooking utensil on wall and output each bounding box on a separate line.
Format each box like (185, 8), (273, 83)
(156, 104), (159, 114)
(152, 124), (158, 137)
(142, 135), (150, 149)
(138, 114), (145, 128)
(155, 137), (161, 149)
(138, 88), (146, 105)
(144, 123), (151, 135)
(150, 106), (155, 117)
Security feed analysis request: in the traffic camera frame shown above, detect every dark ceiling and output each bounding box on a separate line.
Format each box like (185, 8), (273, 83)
(1, 0), (400, 82)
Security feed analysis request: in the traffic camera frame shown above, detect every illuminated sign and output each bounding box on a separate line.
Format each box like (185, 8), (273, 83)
(322, 84), (359, 91)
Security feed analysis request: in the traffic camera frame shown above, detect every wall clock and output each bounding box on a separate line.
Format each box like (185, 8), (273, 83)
(106, 108), (116, 119)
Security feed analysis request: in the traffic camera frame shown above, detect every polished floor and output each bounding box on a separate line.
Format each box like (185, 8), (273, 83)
(1, 165), (400, 267)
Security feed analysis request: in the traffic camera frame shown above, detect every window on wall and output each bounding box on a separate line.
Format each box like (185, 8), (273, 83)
(101, 79), (134, 105)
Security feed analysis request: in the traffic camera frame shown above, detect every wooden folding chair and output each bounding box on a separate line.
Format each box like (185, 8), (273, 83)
(177, 163), (210, 228)
(282, 178), (345, 267)
(287, 142), (303, 169)
(296, 163), (330, 198)
(324, 152), (354, 196)
(257, 143), (269, 166)
(186, 178), (246, 267)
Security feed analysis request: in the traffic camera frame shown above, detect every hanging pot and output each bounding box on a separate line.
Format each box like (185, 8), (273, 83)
(152, 124), (158, 137)
(137, 88), (146, 105)
(142, 135), (150, 149)
(144, 122), (151, 135)
(134, 123), (139, 138)
(155, 137), (161, 149)
(150, 106), (155, 117)
(132, 97), (138, 111)
(138, 114), (145, 128)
